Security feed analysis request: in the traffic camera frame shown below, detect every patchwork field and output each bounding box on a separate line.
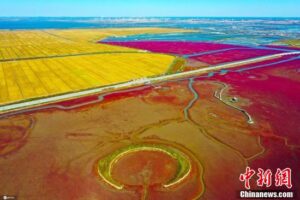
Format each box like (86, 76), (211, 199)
(0, 28), (194, 105)
(0, 31), (135, 61)
(1, 53), (299, 199)
(0, 27), (300, 199)
(0, 28), (195, 61)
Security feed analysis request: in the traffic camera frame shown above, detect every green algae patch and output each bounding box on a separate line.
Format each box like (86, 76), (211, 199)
(97, 143), (191, 189)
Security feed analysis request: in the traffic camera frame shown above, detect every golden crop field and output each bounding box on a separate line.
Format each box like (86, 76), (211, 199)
(0, 30), (136, 61)
(46, 28), (196, 42)
(274, 39), (300, 47)
(0, 28), (194, 61)
(0, 53), (175, 105)
(0, 28), (192, 106)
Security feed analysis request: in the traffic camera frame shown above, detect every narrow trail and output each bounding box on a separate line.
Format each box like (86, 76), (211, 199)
(183, 78), (199, 121)
(0, 85), (150, 119)
(213, 82), (254, 124)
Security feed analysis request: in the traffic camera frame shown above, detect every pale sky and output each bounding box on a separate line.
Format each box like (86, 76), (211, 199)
(0, 0), (299, 17)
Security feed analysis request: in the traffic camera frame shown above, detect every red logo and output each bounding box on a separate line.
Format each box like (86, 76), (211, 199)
(239, 167), (292, 189)
(257, 168), (272, 187)
(239, 167), (256, 189)
(275, 168), (292, 189)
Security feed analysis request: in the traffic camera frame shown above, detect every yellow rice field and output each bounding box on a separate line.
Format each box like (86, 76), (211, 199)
(274, 39), (300, 47)
(0, 53), (175, 105)
(0, 28), (190, 105)
(0, 30), (136, 61)
(0, 28), (194, 60)
(46, 28), (196, 42)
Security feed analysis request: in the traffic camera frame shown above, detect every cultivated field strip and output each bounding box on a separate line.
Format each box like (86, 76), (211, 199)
(0, 53), (175, 105)
(0, 31), (136, 60)
(46, 28), (195, 42)
(0, 28), (193, 61)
